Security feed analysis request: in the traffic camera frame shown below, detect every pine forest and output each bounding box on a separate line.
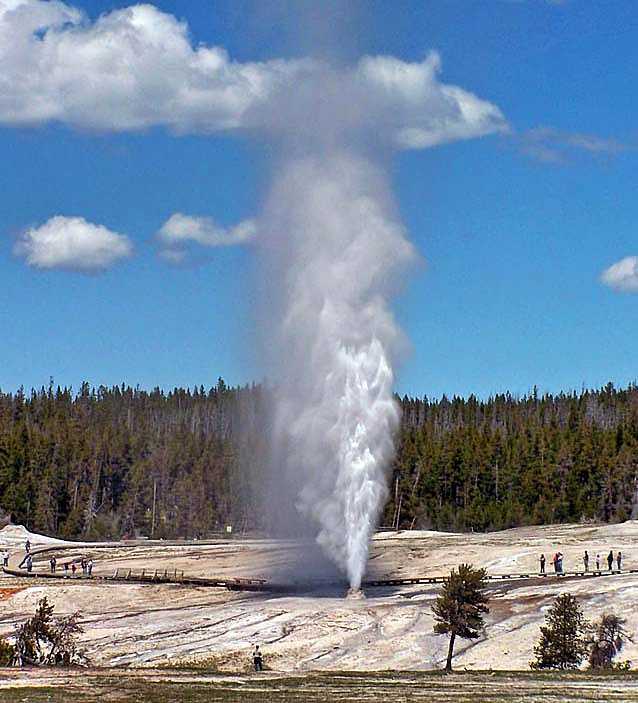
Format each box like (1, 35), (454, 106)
(1, 379), (637, 540)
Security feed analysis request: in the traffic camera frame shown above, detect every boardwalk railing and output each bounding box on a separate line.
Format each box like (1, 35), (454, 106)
(4, 544), (638, 594)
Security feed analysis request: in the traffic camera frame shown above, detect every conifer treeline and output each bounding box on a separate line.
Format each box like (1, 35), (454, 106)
(0, 379), (637, 538)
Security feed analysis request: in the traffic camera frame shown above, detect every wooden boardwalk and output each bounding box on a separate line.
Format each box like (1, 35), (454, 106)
(4, 546), (638, 593)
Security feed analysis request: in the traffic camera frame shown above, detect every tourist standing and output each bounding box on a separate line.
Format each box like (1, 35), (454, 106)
(50, 556), (56, 573)
(617, 552), (622, 571)
(26, 554), (32, 573)
(607, 550), (614, 571)
(252, 645), (264, 671)
(88, 559), (93, 576)
(596, 554), (601, 571)
(25, 539), (30, 554)
(583, 550), (589, 572)
(539, 554), (546, 574)
(2, 550), (8, 567)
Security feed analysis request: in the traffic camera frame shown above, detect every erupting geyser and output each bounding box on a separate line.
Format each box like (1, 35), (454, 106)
(256, 55), (505, 591)
(262, 152), (413, 590)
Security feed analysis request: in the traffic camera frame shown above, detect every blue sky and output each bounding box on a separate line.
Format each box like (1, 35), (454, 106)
(1, 0), (636, 399)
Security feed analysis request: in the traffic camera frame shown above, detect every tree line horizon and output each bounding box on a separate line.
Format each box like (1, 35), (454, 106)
(1, 378), (637, 540)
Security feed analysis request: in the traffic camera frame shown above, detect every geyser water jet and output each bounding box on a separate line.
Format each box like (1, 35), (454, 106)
(261, 151), (414, 589)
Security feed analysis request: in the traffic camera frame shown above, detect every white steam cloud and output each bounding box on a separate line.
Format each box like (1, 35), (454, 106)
(1, 0), (509, 588)
(0, 1), (506, 148)
(14, 215), (132, 272)
(261, 154), (414, 588)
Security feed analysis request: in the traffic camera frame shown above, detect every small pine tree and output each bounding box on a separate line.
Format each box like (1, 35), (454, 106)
(531, 593), (590, 670)
(432, 563), (490, 672)
(10, 597), (84, 666)
(589, 613), (633, 670)
(0, 636), (15, 665)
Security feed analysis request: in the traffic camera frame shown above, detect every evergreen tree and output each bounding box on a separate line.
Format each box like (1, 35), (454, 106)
(432, 563), (489, 671)
(11, 596), (84, 666)
(589, 613), (633, 670)
(531, 593), (589, 670)
(0, 636), (15, 665)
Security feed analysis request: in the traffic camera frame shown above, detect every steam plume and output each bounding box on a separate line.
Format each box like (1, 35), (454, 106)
(251, 59), (506, 590)
(260, 152), (414, 588)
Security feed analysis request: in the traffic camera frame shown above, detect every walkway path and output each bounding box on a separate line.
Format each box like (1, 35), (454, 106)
(3, 543), (637, 592)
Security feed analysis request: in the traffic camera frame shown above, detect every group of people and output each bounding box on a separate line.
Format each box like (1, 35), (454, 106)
(539, 549), (623, 574)
(3, 540), (95, 577)
(50, 556), (94, 577)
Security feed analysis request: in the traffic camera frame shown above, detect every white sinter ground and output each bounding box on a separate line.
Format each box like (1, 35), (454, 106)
(2, 521), (638, 671)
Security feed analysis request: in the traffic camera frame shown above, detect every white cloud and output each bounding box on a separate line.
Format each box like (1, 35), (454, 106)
(13, 215), (133, 272)
(0, 1), (507, 148)
(601, 257), (638, 293)
(157, 213), (256, 265)
(0, 0), (303, 132)
(520, 127), (630, 163)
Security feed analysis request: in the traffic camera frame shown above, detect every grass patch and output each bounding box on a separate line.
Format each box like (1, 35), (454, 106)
(4, 669), (638, 703)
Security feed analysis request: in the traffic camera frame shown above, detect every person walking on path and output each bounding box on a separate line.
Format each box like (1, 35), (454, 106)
(25, 554), (32, 573)
(49, 556), (56, 573)
(607, 550), (614, 571)
(88, 559), (93, 576)
(539, 554), (546, 574)
(2, 550), (8, 567)
(596, 554), (601, 571)
(252, 645), (264, 672)
(24, 539), (30, 554)
(617, 552), (622, 571)
(583, 551), (589, 572)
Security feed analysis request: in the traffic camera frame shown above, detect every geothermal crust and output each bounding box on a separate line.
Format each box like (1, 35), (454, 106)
(2, 521), (638, 671)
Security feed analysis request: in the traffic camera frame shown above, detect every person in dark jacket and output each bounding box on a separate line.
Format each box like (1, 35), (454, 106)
(252, 645), (264, 671)
(539, 554), (546, 574)
(607, 550), (614, 571)
(617, 551), (622, 571)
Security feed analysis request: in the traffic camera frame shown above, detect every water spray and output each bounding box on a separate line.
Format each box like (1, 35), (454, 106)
(261, 152), (414, 591)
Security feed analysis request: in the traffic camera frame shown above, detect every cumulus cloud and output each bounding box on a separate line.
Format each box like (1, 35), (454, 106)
(519, 127), (631, 164)
(157, 213), (256, 265)
(13, 215), (133, 272)
(601, 257), (638, 293)
(0, 1), (507, 148)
